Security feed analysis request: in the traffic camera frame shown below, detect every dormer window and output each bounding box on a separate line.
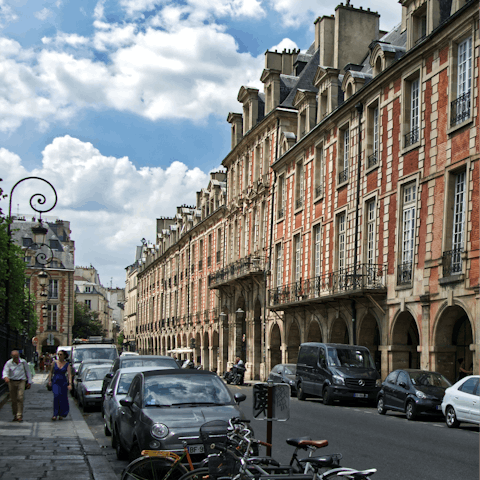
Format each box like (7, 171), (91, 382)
(412, 4), (427, 44)
(374, 55), (383, 76)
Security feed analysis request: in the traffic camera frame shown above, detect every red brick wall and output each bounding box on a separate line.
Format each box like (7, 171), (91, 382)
(404, 149), (419, 175)
(366, 170), (377, 192)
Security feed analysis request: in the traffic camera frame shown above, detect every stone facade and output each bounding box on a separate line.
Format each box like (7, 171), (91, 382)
(131, 0), (479, 383)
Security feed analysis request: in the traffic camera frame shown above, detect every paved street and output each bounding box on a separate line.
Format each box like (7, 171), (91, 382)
(73, 382), (479, 480)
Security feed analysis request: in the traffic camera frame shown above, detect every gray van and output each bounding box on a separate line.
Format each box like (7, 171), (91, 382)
(296, 343), (381, 405)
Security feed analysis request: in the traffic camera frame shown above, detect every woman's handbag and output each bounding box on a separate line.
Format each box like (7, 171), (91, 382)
(46, 383), (52, 391)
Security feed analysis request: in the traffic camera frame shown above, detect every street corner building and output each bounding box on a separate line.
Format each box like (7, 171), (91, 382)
(128, 0), (479, 383)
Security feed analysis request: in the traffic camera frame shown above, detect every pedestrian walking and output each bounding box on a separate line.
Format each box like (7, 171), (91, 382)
(39, 354), (45, 372)
(47, 349), (72, 420)
(2, 350), (33, 422)
(44, 353), (52, 372)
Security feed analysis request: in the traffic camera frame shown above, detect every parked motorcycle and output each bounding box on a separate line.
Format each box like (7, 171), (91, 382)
(224, 364), (246, 385)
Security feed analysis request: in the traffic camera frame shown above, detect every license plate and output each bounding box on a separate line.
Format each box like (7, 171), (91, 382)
(188, 445), (205, 454)
(354, 393), (367, 398)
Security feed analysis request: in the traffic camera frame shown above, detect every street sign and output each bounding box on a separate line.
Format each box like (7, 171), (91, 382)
(252, 383), (290, 421)
(47, 333), (55, 346)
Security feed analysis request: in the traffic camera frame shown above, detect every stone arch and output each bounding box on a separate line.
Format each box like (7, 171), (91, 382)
(433, 304), (474, 382)
(269, 322), (282, 370)
(358, 312), (382, 372)
(306, 317), (323, 342)
(390, 309), (420, 371)
(195, 332), (202, 364)
(41, 336), (60, 354)
(235, 296), (247, 362)
(286, 320), (301, 363)
(330, 316), (349, 344)
(252, 298), (262, 380)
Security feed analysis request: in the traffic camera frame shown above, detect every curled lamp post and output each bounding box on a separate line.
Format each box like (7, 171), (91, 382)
(4, 177), (57, 355)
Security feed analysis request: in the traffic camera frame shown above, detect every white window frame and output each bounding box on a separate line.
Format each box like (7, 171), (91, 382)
(47, 305), (57, 331)
(366, 199), (376, 266)
(338, 213), (346, 272)
(276, 243), (283, 288)
(313, 224), (322, 277)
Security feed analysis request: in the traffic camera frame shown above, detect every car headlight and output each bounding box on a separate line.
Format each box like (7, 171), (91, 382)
(151, 423), (169, 439)
(333, 375), (345, 386)
(415, 390), (427, 399)
(375, 379), (382, 387)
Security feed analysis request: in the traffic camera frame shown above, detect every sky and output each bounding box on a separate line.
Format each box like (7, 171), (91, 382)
(0, 0), (402, 289)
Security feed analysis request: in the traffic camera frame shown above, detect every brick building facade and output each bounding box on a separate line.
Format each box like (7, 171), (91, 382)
(132, 0), (479, 383)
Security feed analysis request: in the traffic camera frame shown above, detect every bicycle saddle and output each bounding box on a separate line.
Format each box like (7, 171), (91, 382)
(289, 439), (329, 449)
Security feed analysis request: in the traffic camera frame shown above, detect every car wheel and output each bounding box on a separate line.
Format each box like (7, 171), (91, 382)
(405, 401), (416, 421)
(104, 418), (111, 437)
(322, 386), (333, 405)
(113, 426), (128, 460)
(377, 396), (387, 415)
(297, 382), (307, 401)
(445, 406), (460, 428)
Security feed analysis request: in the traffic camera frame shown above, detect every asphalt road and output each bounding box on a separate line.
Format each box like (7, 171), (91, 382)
(77, 385), (479, 480)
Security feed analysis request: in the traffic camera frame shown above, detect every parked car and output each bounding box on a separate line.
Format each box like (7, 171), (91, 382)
(73, 359), (113, 398)
(120, 352), (140, 356)
(77, 364), (113, 411)
(101, 355), (180, 400)
(441, 375), (480, 428)
(296, 343), (381, 404)
(377, 369), (451, 420)
(268, 364), (297, 395)
(103, 366), (167, 437)
(112, 369), (247, 462)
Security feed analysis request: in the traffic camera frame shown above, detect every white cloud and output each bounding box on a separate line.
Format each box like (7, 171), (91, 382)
(270, 38), (298, 53)
(34, 8), (53, 21)
(0, 136), (208, 287)
(0, 0), (17, 28)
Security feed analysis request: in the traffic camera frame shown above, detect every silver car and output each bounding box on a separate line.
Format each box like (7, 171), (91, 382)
(103, 366), (168, 437)
(73, 359), (113, 398)
(77, 365), (112, 411)
(441, 375), (480, 427)
(112, 369), (246, 462)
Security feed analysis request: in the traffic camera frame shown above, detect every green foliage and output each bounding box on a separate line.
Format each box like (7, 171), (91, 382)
(0, 180), (37, 334)
(72, 301), (104, 338)
(117, 331), (125, 349)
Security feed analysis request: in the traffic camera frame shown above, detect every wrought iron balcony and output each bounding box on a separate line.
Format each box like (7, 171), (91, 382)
(442, 248), (463, 277)
(404, 127), (419, 148)
(338, 168), (348, 184)
(397, 262), (412, 285)
(450, 91), (471, 126)
(268, 263), (387, 308)
(368, 152), (378, 169)
(208, 255), (266, 288)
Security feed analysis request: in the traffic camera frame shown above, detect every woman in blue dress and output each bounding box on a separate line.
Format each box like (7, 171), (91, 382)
(47, 350), (72, 420)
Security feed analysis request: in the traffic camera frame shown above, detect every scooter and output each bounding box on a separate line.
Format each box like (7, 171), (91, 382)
(223, 364), (246, 385)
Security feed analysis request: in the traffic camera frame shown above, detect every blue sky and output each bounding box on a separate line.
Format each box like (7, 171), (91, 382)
(0, 0), (402, 288)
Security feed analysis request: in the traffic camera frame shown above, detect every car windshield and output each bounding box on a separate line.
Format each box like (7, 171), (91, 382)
(409, 371), (451, 388)
(84, 367), (111, 381)
(117, 373), (137, 394)
(143, 374), (232, 407)
(284, 365), (296, 375)
(73, 348), (117, 363)
(122, 358), (177, 368)
(327, 348), (375, 368)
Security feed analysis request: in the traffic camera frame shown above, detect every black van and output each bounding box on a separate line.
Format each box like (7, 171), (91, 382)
(296, 343), (381, 405)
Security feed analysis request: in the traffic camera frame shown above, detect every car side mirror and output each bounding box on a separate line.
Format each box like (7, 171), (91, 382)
(106, 373), (114, 379)
(234, 393), (247, 405)
(120, 398), (133, 408)
(399, 381), (407, 389)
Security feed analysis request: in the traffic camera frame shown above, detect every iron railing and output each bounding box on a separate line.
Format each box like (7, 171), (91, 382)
(404, 127), (419, 148)
(397, 262), (413, 285)
(208, 255), (265, 287)
(338, 168), (348, 184)
(268, 263), (386, 307)
(368, 152), (378, 169)
(450, 91), (471, 126)
(442, 248), (463, 276)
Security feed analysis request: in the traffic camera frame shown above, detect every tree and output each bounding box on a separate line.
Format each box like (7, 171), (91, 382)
(117, 331), (125, 350)
(72, 301), (104, 338)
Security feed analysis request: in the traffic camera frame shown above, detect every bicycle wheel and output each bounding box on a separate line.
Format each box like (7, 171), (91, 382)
(177, 467), (210, 480)
(121, 456), (189, 480)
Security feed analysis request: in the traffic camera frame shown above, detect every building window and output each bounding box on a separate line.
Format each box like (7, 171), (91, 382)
(85, 286), (91, 293)
(50, 239), (61, 250)
(398, 183), (416, 285)
(277, 175), (286, 219)
(314, 144), (324, 198)
(47, 305), (57, 331)
(293, 234), (302, 284)
(295, 162), (304, 209)
(367, 104), (379, 168)
(451, 37), (472, 126)
(275, 243), (283, 288)
(49, 279), (58, 299)
(313, 224), (322, 278)
(85, 299), (91, 308)
(338, 126), (349, 184)
(404, 74), (420, 148)
(244, 155), (249, 189)
(337, 213), (346, 272)
(263, 137), (270, 178)
(22, 237), (33, 247)
(443, 171), (466, 276)
(254, 145), (261, 181)
(365, 199), (376, 266)
(412, 5), (427, 45)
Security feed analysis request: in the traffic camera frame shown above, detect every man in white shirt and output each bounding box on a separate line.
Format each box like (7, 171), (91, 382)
(2, 350), (33, 422)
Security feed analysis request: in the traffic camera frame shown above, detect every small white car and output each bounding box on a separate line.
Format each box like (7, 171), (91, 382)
(441, 375), (480, 427)
(77, 364), (113, 411)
